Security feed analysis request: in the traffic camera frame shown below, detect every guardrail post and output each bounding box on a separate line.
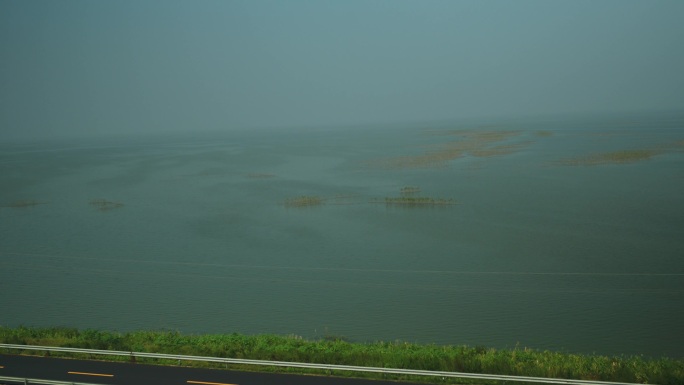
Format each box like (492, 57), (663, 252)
(130, 352), (136, 363)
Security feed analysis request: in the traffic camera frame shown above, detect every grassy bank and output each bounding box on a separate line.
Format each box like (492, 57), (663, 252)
(1, 327), (682, 384)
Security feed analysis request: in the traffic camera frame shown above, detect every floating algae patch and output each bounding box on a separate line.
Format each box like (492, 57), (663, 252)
(284, 195), (323, 208)
(89, 199), (124, 211)
(365, 129), (531, 169)
(371, 186), (458, 207)
(284, 193), (365, 208)
(557, 134), (684, 166)
(246, 172), (276, 179)
(326, 193), (364, 206)
(367, 151), (456, 169)
(469, 141), (534, 157)
(664, 139), (684, 151)
(1, 200), (48, 208)
(560, 149), (663, 166)
(371, 196), (458, 207)
(457, 129), (522, 142)
(399, 186), (421, 195)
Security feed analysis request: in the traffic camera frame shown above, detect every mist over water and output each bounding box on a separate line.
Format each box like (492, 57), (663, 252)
(1, 114), (683, 358)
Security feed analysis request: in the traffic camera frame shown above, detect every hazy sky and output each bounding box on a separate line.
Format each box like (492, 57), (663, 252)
(2, 0), (683, 139)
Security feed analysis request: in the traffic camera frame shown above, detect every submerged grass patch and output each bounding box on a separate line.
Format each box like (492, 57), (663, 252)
(1, 326), (682, 385)
(284, 195), (323, 207)
(400, 186), (421, 195)
(374, 196), (458, 206)
(558, 138), (684, 166)
(469, 141), (533, 157)
(89, 199), (124, 211)
(1, 200), (48, 208)
(366, 130), (532, 169)
(560, 149), (662, 166)
(246, 172), (276, 178)
(370, 187), (458, 207)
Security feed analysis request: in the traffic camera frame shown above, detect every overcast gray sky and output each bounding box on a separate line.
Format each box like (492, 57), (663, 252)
(1, 0), (683, 139)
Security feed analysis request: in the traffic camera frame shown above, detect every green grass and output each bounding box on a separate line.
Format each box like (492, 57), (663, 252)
(0, 327), (684, 385)
(1, 327), (682, 384)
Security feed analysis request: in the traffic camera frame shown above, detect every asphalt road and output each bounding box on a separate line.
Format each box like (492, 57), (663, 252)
(0, 354), (424, 385)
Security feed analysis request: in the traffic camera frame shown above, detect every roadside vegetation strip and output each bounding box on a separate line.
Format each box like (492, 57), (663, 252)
(1, 327), (683, 385)
(0, 344), (652, 385)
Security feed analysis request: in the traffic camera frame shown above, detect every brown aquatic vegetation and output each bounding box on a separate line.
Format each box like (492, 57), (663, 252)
(327, 194), (364, 205)
(558, 136), (684, 166)
(2, 200), (47, 208)
(284, 194), (365, 208)
(366, 130), (531, 169)
(400, 186), (421, 195)
(89, 199), (124, 211)
(246, 173), (276, 178)
(560, 149), (662, 166)
(371, 196), (458, 206)
(284, 195), (323, 207)
(469, 141), (533, 157)
(368, 152), (455, 169)
(666, 139), (684, 151)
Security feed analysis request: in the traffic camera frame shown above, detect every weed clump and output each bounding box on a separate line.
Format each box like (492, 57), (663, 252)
(2, 200), (47, 208)
(366, 130), (531, 169)
(400, 186), (421, 195)
(284, 196), (323, 207)
(372, 187), (458, 207)
(89, 199), (124, 211)
(247, 173), (276, 179)
(561, 149), (661, 166)
(380, 197), (457, 206)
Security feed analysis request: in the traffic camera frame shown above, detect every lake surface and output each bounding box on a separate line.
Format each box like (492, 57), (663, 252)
(2, 114), (684, 358)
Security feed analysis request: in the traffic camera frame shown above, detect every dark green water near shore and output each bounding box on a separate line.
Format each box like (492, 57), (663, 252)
(2, 114), (683, 358)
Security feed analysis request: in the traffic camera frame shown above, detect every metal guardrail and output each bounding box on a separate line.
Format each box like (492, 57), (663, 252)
(0, 343), (647, 385)
(0, 376), (101, 385)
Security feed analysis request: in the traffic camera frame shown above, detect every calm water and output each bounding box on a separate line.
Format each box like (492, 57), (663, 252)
(2, 115), (684, 358)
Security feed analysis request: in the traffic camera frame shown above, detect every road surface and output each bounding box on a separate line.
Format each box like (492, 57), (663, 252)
(0, 354), (424, 385)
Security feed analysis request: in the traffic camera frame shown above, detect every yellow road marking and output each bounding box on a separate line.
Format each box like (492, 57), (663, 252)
(68, 371), (114, 377)
(187, 381), (237, 385)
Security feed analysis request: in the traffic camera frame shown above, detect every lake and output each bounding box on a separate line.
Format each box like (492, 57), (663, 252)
(1, 113), (683, 358)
